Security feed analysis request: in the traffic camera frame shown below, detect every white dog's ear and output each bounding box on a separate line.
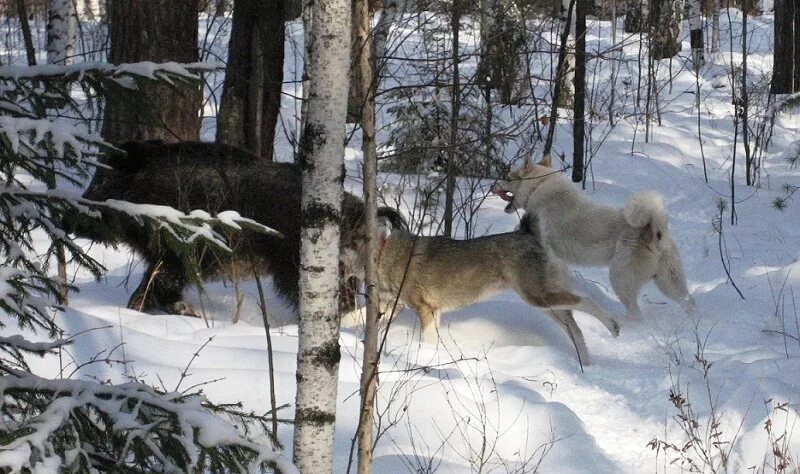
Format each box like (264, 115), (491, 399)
(523, 152), (533, 169)
(539, 153), (552, 167)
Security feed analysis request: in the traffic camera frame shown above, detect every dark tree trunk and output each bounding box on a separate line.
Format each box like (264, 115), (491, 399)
(261, 1), (285, 161)
(573, 0), (586, 183)
(217, 0), (257, 147)
(444, 0), (462, 238)
(217, 0), (285, 160)
(103, 0), (201, 143)
(478, 0), (525, 105)
(347, 0), (363, 123)
(770, 0), (795, 94)
(794, 0), (800, 91)
(284, 0), (302, 20)
(16, 0), (37, 66)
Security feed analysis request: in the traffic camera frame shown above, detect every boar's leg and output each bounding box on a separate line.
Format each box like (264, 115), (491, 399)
(127, 254), (194, 315)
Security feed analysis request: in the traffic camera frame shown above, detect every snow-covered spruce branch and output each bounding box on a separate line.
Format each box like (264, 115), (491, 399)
(0, 61), (223, 82)
(768, 92), (800, 118)
(0, 335), (69, 356)
(0, 115), (109, 164)
(0, 334), (70, 374)
(0, 185), (281, 257)
(0, 62), (223, 107)
(90, 200), (282, 252)
(0, 369), (297, 473)
(0, 61), (222, 122)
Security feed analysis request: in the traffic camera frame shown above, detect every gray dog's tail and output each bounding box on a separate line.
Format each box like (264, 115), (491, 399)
(378, 207), (408, 231)
(624, 192), (668, 244)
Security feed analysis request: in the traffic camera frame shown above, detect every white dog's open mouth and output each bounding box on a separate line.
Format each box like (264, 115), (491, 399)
(491, 184), (514, 202)
(491, 184), (517, 213)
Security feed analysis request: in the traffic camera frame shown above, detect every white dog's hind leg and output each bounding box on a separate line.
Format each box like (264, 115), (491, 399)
(654, 238), (694, 310)
(609, 256), (645, 319)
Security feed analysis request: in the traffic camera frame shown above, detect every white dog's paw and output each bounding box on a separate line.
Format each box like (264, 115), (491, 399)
(340, 307), (366, 329)
(609, 318), (621, 337)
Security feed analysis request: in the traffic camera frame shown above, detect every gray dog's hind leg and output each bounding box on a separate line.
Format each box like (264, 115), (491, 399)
(571, 297), (621, 336)
(415, 304), (440, 343)
(548, 309), (590, 369)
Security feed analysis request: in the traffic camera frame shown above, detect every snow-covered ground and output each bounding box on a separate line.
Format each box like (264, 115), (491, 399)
(12, 8), (800, 473)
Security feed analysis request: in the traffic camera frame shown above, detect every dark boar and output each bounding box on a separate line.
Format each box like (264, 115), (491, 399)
(68, 140), (402, 315)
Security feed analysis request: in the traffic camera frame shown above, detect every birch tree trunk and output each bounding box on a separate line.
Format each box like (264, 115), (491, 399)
(373, 0), (398, 67)
(46, 0), (75, 303)
(649, 0), (683, 60)
(299, 0), (314, 139)
(292, 0), (351, 470)
(624, 0), (648, 33)
(47, 0), (77, 65)
(711, 0), (720, 53)
(686, 0), (703, 67)
(557, 0), (576, 108)
(543, 0), (575, 157)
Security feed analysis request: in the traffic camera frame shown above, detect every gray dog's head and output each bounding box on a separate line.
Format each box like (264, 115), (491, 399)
(340, 206), (407, 280)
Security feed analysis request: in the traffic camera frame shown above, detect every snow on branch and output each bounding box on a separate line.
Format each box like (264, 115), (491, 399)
(0, 61), (223, 83)
(0, 115), (109, 159)
(0, 335), (69, 356)
(0, 369), (297, 473)
(96, 199), (282, 252)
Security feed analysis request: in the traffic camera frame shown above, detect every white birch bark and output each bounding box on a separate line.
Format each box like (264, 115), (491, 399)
(686, 0), (704, 66)
(77, 0), (100, 20)
(558, 0), (576, 107)
(710, 0), (720, 53)
(649, 0), (684, 60)
(292, 0), (351, 470)
(374, 0), (399, 71)
(299, 0), (314, 131)
(47, 0), (77, 65)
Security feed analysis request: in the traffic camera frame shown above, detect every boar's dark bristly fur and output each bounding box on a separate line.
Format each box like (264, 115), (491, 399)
(69, 140), (401, 315)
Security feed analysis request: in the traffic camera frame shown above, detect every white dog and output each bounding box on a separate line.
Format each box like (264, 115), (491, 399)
(493, 155), (694, 318)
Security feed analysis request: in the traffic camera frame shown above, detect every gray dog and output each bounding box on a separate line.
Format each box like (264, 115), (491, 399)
(351, 215), (620, 367)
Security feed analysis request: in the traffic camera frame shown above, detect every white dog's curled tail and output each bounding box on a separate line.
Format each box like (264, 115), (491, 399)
(624, 192), (668, 240)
